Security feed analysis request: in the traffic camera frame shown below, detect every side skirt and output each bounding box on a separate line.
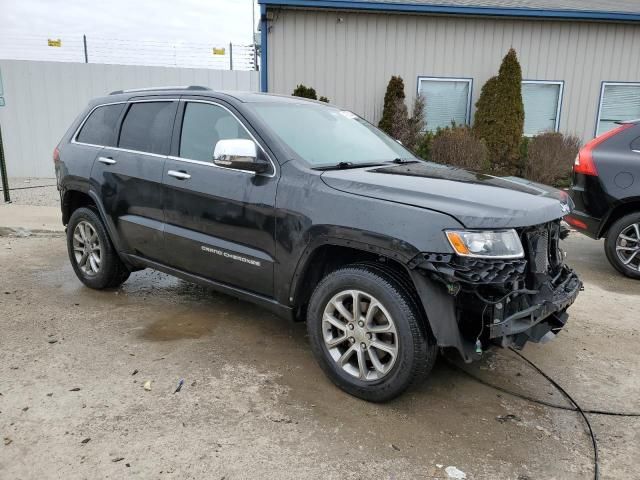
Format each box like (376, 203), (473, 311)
(123, 253), (294, 321)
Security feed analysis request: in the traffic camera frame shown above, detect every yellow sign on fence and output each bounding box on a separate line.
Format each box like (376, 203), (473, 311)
(212, 47), (226, 56)
(48, 39), (62, 47)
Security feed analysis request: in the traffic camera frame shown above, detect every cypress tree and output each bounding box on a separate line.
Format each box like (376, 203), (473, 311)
(378, 76), (406, 135)
(473, 48), (524, 175)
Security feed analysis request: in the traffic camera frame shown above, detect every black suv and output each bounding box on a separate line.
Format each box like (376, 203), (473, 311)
(55, 87), (581, 401)
(568, 120), (640, 279)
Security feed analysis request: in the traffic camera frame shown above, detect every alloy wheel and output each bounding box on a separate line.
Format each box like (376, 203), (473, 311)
(72, 220), (102, 276)
(615, 223), (640, 272)
(322, 289), (399, 381)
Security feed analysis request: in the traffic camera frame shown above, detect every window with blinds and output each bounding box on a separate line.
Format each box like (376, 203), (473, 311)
(597, 83), (640, 136)
(417, 77), (472, 132)
(522, 81), (563, 136)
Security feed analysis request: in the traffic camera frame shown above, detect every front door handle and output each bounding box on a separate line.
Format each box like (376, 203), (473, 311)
(98, 156), (116, 165)
(167, 170), (191, 180)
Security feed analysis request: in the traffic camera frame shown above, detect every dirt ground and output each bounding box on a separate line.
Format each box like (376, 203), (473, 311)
(0, 232), (638, 479)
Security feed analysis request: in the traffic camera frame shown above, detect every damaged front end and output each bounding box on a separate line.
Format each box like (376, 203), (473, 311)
(409, 220), (582, 362)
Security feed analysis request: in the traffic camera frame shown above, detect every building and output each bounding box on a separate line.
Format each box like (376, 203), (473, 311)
(258, 0), (640, 142)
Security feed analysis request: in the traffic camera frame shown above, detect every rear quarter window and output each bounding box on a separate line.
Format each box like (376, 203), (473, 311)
(118, 101), (176, 155)
(76, 103), (125, 146)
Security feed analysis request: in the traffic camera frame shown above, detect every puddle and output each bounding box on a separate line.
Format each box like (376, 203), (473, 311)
(140, 309), (221, 341)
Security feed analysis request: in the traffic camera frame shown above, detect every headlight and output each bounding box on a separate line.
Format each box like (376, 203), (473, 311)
(445, 229), (524, 259)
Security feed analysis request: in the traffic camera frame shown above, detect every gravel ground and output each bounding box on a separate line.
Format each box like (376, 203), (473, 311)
(2, 178), (59, 207)
(0, 232), (638, 479)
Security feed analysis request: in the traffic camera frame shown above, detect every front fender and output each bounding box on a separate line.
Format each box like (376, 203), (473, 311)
(408, 270), (479, 363)
(288, 231), (418, 305)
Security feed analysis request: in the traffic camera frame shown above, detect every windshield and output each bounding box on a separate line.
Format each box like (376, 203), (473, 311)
(248, 102), (417, 167)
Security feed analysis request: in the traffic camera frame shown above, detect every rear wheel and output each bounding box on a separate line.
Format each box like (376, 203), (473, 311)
(67, 207), (130, 289)
(604, 212), (640, 279)
(306, 265), (437, 402)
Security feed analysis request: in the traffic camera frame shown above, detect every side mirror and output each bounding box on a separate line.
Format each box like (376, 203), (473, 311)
(213, 139), (270, 174)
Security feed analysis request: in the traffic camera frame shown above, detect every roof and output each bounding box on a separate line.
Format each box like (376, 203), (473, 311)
(258, 0), (640, 22)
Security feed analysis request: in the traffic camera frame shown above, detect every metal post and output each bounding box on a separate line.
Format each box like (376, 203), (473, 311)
(0, 124), (11, 203)
(229, 42), (233, 70)
(83, 34), (89, 63)
(252, 0), (258, 71)
(254, 44), (259, 71)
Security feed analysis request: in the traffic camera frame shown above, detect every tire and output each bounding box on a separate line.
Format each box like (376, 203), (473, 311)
(306, 264), (437, 402)
(604, 212), (640, 280)
(67, 207), (130, 289)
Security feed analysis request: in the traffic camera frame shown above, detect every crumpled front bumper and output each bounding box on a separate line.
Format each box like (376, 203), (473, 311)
(488, 265), (582, 348)
(408, 224), (582, 362)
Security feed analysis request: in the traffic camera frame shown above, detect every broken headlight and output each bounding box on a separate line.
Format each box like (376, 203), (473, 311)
(445, 229), (524, 259)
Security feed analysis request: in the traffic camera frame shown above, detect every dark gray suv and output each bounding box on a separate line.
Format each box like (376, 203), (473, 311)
(55, 86), (581, 401)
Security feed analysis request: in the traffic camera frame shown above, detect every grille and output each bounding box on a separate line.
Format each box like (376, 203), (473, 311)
(532, 230), (549, 273)
(413, 253), (527, 285)
(525, 221), (563, 274)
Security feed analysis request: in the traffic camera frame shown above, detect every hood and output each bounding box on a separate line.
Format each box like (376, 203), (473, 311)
(321, 162), (572, 229)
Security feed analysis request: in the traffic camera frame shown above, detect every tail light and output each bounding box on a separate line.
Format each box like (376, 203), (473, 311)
(574, 123), (634, 176)
(53, 146), (60, 163)
(564, 215), (587, 230)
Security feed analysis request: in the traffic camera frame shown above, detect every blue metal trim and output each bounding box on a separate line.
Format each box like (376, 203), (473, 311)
(557, 81), (564, 133)
(258, 0), (640, 22)
(594, 81), (605, 138)
(468, 79), (474, 126)
(260, 3), (268, 92)
(416, 75), (474, 128)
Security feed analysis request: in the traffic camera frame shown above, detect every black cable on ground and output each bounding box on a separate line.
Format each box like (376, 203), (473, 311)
(445, 348), (640, 480)
(446, 358), (640, 417)
(508, 348), (599, 480)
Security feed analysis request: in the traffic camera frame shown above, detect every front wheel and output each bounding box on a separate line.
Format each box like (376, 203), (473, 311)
(67, 207), (130, 289)
(306, 265), (437, 402)
(604, 212), (640, 279)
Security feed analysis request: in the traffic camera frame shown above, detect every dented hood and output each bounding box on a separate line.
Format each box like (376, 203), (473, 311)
(321, 162), (572, 229)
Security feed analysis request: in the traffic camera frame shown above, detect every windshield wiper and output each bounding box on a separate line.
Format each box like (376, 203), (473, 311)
(336, 161), (354, 169)
(313, 161), (386, 170)
(390, 158), (419, 164)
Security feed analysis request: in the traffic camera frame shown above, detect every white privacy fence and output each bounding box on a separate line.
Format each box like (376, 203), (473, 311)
(0, 60), (260, 177)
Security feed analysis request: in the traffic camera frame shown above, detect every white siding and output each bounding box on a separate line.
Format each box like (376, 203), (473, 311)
(0, 60), (259, 177)
(267, 8), (640, 142)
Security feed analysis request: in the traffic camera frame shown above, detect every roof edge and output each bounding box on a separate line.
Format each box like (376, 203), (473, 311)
(257, 0), (640, 22)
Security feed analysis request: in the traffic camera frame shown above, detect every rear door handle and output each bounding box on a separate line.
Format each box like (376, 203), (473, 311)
(98, 156), (116, 165)
(167, 170), (191, 180)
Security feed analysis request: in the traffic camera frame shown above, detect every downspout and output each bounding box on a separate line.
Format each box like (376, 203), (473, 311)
(260, 3), (268, 92)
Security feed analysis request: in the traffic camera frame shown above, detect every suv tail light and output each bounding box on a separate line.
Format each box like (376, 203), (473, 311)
(574, 123), (634, 176)
(53, 146), (60, 163)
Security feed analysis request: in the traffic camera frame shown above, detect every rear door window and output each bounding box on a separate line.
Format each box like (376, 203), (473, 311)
(118, 101), (177, 155)
(179, 102), (251, 162)
(76, 103), (125, 146)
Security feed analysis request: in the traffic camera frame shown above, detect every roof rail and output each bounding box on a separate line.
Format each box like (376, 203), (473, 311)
(109, 85), (211, 95)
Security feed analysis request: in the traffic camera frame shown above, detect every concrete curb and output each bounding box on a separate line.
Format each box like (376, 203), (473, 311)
(0, 204), (64, 234)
